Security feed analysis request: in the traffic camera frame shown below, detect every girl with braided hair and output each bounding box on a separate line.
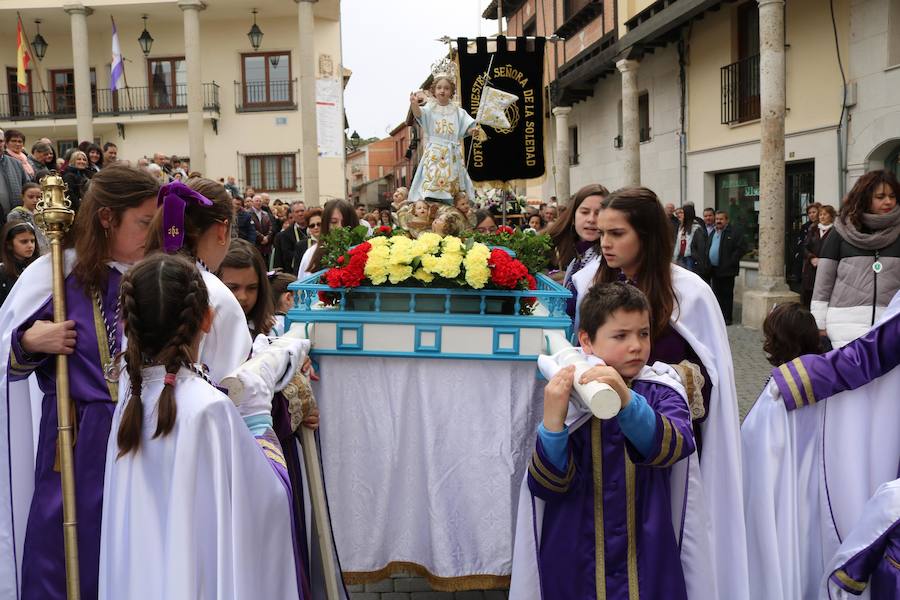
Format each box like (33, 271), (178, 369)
(145, 177), (253, 382)
(0, 163), (159, 600)
(99, 253), (301, 599)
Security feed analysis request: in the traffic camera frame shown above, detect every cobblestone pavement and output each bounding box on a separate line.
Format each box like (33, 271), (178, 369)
(348, 325), (771, 599)
(726, 324), (771, 421)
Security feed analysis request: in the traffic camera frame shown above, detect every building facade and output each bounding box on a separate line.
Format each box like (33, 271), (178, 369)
(490, 0), (900, 324)
(0, 0), (347, 204)
(346, 137), (394, 207)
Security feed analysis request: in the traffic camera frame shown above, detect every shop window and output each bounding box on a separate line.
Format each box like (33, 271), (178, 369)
(245, 153), (296, 192)
(715, 168), (760, 261)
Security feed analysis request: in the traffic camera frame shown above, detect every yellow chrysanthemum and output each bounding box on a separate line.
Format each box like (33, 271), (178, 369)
(413, 268), (435, 283)
(364, 245), (391, 285)
(415, 232), (442, 255)
(441, 236), (463, 255)
(388, 264), (413, 284)
(422, 251), (462, 279)
(463, 243), (491, 289)
(389, 236), (418, 265)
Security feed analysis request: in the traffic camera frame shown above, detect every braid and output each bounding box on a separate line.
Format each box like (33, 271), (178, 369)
(154, 274), (207, 439)
(117, 253), (210, 451)
(117, 278), (145, 457)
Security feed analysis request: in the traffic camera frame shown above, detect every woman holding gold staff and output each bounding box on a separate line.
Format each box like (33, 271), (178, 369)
(0, 164), (160, 600)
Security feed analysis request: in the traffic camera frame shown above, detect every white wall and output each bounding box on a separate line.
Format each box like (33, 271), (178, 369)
(560, 44), (683, 203)
(846, 0), (900, 181)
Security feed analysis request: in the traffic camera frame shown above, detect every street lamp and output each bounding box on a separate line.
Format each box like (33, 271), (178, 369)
(247, 9), (264, 51)
(138, 15), (154, 57)
(31, 20), (48, 62)
(350, 130), (361, 150)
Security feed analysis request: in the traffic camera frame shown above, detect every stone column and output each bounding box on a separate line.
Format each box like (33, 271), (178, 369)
(616, 59), (641, 187)
(742, 0), (799, 327)
(64, 4), (93, 143)
(178, 0), (206, 175)
(552, 106), (572, 204)
(296, 0), (320, 205)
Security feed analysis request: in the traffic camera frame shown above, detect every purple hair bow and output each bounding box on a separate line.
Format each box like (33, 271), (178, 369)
(157, 181), (213, 253)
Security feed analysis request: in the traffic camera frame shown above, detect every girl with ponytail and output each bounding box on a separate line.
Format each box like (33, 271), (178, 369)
(99, 253), (301, 599)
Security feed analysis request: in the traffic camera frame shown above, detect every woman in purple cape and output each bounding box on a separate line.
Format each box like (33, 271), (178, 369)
(0, 165), (160, 599)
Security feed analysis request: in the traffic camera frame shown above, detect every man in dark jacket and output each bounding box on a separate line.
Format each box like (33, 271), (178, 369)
(706, 210), (746, 325)
(272, 201), (307, 273)
(29, 142), (53, 180)
(232, 196), (257, 244)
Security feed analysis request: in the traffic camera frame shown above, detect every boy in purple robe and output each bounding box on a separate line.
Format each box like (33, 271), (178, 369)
(529, 282), (696, 600)
(825, 478), (900, 599)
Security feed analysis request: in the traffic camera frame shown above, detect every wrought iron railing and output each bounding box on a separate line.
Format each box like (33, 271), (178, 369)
(234, 79), (297, 111)
(721, 54), (760, 125)
(0, 82), (219, 121)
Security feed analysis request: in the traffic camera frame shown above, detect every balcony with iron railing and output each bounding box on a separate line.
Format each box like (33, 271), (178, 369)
(0, 82), (220, 121)
(234, 79), (297, 112)
(721, 54), (760, 125)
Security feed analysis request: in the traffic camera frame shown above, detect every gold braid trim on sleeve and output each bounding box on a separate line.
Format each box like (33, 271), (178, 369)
(280, 370), (317, 433)
(672, 360), (706, 421)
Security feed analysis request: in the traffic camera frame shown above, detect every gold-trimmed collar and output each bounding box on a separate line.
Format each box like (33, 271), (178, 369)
(91, 296), (118, 402)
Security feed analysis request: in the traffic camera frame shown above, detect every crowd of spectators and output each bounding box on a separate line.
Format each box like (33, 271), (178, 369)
(3, 127), (896, 335)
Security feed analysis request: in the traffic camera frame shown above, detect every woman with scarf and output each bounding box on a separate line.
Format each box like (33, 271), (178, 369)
(811, 170), (900, 347)
(800, 204), (836, 308)
(4, 130), (35, 182)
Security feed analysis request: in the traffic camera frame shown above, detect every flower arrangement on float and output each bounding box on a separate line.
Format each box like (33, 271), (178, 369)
(312, 225), (552, 314)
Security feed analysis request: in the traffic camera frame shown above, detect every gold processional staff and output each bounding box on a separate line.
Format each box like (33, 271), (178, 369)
(34, 173), (81, 600)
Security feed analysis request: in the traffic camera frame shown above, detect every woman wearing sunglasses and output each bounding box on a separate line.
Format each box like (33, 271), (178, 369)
(0, 221), (40, 306)
(293, 207), (323, 279)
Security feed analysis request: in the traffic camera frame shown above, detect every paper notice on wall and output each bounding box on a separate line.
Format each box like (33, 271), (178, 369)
(316, 78), (343, 158)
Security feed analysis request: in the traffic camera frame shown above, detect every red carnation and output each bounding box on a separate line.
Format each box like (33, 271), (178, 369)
(325, 268), (344, 288)
(378, 225), (392, 234)
(324, 242), (371, 289)
(349, 241), (372, 256)
(489, 248), (529, 289)
(497, 225), (515, 235)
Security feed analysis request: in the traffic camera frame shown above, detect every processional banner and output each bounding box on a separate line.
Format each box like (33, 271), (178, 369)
(456, 36), (546, 182)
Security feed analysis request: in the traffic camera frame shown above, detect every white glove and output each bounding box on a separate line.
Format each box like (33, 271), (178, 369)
(231, 370), (274, 420)
(266, 336), (310, 392)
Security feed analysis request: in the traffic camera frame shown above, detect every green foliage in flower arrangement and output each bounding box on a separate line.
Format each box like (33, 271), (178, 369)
(463, 227), (553, 275)
(318, 224), (401, 269)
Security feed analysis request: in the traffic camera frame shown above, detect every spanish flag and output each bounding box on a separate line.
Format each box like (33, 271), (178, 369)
(16, 19), (30, 90)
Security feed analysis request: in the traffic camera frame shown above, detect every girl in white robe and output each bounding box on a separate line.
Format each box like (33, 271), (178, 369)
(99, 253), (301, 600)
(567, 187), (749, 600)
(145, 178), (253, 382)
